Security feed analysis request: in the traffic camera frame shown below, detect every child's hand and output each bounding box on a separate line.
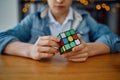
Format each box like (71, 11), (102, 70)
(61, 34), (89, 62)
(29, 36), (60, 60)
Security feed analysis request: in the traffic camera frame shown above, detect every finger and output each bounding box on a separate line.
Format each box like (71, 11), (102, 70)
(77, 34), (85, 43)
(67, 53), (88, 59)
(72, 43), (86, 52)
(38, 46), (59, 53)
(32, 52), (54, 60)
(71, 34), (86, 52)
(40, 53), (54, 58)
(39, 36), (60, 42)
(62, 47), (88, 58)
(68, 58), (87, 62)
(62, 50), (79, 58)
(38, 40), (60, 47)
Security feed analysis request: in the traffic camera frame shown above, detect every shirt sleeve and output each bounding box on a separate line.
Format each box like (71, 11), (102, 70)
(86, 14), (120, 53)
(0, 14), (33, 54)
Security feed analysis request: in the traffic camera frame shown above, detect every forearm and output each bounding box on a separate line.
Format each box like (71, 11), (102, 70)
(87, 42), (110, 57)
(3, 42), (33, 58)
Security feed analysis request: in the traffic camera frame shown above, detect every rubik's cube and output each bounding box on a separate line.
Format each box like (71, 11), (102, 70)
(57, 29), (81, 54)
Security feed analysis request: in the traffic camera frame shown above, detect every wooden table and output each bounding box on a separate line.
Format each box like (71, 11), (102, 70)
(0, 53), (120, 80)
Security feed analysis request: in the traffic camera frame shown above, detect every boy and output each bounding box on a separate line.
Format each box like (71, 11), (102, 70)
(0, 0), (120, 62)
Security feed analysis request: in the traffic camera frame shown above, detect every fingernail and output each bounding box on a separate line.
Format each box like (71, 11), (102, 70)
(72, 48), (75, 52)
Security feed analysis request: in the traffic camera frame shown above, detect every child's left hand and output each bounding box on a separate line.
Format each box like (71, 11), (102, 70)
(61, 34), (89, 62)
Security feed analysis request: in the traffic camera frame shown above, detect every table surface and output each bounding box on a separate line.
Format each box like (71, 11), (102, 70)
(0, 53), (120, 80)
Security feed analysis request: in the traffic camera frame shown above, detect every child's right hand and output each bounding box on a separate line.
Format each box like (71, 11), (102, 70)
(29, 36), (60, 60)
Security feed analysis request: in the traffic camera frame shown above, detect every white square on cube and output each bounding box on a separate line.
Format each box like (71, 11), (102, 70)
(61, 33), (66, 38)
(75, 39), (80, 45)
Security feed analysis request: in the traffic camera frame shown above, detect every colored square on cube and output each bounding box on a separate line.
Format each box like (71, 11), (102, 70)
(59, 40), (64, 46)
(75, 39), (81, 45)
(68, 36), (73, 42)
(70, 29), (75, 34)
(57, 34), (61, 39)
(60, 47), (64, 53)
(61, 33), (66, 38)
(57, 29), (81, 54)
(72, 34), (78, 39)
(63, 38), (68, 44)
(65, 44), (71, 50)
(70, 42), (76, 48)
(65, 31), (71, 36)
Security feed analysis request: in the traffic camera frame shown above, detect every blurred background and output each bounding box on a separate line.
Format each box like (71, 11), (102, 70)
(0, 0), (120, 36)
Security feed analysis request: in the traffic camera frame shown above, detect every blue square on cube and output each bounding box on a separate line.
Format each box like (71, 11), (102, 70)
(63, 38), (68, 44)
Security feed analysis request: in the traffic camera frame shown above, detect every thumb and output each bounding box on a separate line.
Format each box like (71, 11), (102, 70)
(77, 34), (86, 43)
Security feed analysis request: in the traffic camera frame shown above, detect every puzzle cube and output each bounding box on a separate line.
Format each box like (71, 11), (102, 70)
(57, 29), (81, 54)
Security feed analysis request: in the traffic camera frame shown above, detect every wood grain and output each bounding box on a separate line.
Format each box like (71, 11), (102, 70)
(0, 53), (120, 80)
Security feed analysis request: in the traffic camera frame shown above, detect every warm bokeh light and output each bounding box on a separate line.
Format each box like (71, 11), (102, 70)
(79, 0), (89, 6)
(84, 1), (88, 6)
(89, 0), (95, 3)
(116, 3), (120, 8)
(22, 0), (35, 13)
(101, 3), (111, 11)
(105, 6), (110, 11)
(112, 8), (116, 13)
(24, 3), (30, 8)
(102, 3), (106, 8)
(30, 0), (35, 2)
(22, 8), (27, 13)
(79, 0), (86, 3)
(96, 4), (101, 10)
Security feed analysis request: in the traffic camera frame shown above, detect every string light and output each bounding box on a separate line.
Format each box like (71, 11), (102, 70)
(95, 3), (111, 11)
(89, 0), (94, 3)
(101, 3), (106, 8)
(112, 8), (116, 13)
(22, 0), (35, 13)
(22, 8), (27, 13)
(24, 3), (30, 8)
(79, 0), (89, 6)
(105, 6), (110, 11)
(84, 1), (88, 6)
(96, 4), (101, 10)
(116, 3), (120, 8)
(111, 3), (120, 13)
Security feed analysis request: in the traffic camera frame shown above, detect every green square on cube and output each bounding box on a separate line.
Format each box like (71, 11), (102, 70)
(70, 29), (75, 35)
(65, 44), (71, 50)
(70, 42), (76, 48)
(65, 31), (71, 36)
(60, 47), (64, 53)
(57, 34), (61, 39)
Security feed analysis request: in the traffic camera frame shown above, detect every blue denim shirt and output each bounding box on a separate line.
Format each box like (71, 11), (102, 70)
(0, 7), (120, 54)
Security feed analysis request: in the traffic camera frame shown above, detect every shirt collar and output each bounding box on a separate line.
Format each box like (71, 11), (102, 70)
(48, 7), (73, 25)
